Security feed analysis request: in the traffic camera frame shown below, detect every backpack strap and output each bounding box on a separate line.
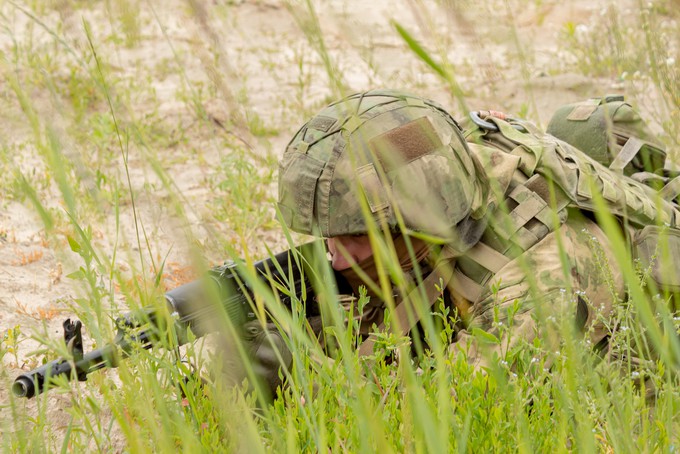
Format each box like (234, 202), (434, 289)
(455, 173), (572, 301)
(609, 137), (645, 171)
(660, 176), (680, 201)
(490, 118), (543, 174)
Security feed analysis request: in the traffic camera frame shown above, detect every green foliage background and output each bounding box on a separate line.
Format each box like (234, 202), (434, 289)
(0, 0), (678, 452)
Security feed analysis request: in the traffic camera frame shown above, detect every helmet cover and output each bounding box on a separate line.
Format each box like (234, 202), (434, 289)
(277, 89), (489, 247)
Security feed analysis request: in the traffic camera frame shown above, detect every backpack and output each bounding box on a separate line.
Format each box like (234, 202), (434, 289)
(459, 109), (680, 297)
(546, 95), (668, 178)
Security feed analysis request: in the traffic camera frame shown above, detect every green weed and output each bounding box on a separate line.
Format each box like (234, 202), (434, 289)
(1, 0), (679, 452)
(561, 0), (679, 154)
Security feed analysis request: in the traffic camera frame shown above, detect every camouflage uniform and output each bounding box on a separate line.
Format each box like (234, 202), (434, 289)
(277, 89), (677, 370)
(451, 211), (624, 368)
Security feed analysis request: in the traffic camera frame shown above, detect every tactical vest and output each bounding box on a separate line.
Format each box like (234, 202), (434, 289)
(358, 106), (680, 356)
(451, 111), (680, 302)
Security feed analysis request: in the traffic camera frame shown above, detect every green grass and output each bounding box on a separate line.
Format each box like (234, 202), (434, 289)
(1, 0), (679, 452)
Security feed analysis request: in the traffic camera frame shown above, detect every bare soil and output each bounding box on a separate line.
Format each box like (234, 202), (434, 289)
(0, 0), (645, 448)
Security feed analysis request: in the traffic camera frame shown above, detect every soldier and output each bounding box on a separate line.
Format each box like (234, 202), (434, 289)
(276, 89), (679, 373)
(14, 90), (676, 400)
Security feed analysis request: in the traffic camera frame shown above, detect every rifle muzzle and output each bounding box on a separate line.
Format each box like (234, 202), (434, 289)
(12, 376), (36, 398)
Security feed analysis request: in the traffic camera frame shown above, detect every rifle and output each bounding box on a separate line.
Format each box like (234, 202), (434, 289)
(12, 244), (340, 399)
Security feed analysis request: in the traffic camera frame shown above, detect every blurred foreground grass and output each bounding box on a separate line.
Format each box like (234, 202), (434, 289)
(0, 0), (679, 452)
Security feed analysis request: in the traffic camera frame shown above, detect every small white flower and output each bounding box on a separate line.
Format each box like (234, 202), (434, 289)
(667, 57), (676, 66)
(575, 24), (590, 38)
(631, 371), (640, 379)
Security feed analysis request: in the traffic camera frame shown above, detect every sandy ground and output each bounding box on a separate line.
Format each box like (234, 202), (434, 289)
(0, 0), (662, 449)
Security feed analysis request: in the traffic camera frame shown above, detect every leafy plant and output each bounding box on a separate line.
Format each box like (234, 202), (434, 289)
(1, 0), (679, 452)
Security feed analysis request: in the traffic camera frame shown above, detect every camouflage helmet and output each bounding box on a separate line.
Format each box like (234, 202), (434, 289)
(277, 89), (490, 248)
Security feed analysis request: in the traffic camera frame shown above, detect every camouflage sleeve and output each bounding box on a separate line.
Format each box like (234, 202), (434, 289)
(450, 214), (625, 370)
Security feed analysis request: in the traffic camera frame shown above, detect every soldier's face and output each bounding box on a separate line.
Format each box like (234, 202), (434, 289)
(327, 234), (374, 271)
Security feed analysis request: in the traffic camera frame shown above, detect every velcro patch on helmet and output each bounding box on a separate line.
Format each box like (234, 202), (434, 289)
(368, 116), (443, 172)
